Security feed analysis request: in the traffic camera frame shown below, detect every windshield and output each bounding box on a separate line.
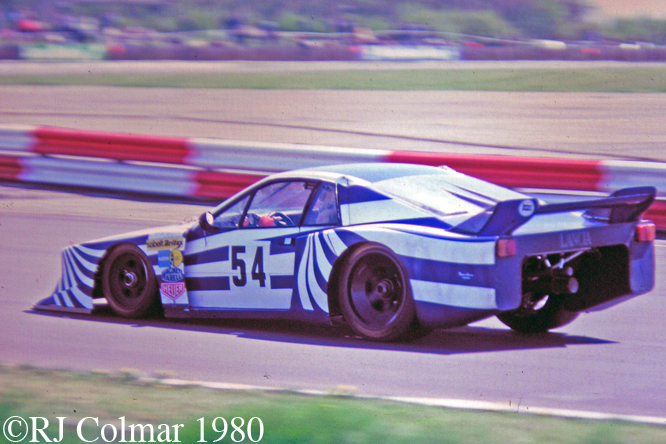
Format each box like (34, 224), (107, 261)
(372, 172), (527, 222)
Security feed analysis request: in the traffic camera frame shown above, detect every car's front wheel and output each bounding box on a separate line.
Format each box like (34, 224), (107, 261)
(102, 244), (159, 318)
(338, 244), (418, 341)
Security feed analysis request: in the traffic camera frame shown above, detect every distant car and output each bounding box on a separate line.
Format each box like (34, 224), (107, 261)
(36, 163), (656, 341)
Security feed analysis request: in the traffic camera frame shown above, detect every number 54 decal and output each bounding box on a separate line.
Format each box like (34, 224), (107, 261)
(231, 246), (266, 287)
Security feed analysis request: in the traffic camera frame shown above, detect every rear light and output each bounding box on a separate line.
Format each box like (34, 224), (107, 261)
(635, 221), (656, 242)
(497, 238), (517, 257)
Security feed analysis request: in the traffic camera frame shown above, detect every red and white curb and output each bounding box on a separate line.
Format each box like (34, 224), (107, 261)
(2, 124), (665, 227)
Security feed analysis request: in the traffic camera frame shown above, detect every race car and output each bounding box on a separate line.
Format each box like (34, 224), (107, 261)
(35, 163), (656, 341)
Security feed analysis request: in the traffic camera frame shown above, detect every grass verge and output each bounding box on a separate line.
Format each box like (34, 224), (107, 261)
(1, 364), (665, 444)
(1, 67), (666, 92)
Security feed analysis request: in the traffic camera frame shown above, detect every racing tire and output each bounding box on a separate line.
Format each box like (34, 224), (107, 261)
(497, 295), (579, 334)
(338, 244), (418, 342)
(102, 244), (160, 318)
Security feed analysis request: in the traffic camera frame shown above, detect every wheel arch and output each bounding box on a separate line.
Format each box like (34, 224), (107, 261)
(326, 241), (365, 323)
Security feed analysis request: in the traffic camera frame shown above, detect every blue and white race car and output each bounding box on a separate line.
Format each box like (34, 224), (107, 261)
(36, 163), (656, 341)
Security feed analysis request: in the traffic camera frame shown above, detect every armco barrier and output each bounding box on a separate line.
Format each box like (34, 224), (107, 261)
(1, 124), (665, 228)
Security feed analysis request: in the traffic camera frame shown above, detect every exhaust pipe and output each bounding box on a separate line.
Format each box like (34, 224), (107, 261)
(524, 266), (579, 295)
(552, 273), (579, 295)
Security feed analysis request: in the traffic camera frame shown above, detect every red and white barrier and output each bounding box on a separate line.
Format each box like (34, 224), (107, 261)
(1, 124), (665, 228)
(188, 138), (385, 172)
(33, 127), (190, 164)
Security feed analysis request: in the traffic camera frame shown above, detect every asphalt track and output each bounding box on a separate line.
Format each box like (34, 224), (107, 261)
(2, 184), (666, 419)
(1, 61), (666, 161)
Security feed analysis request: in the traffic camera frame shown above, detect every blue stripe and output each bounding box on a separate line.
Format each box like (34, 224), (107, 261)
(185, 245), (229, 266)
(185, 276), (230, 291)
(73, 247), (105, 265)
(415, 300), (496, 328)
(311, 245), (329, 294)
(66, 289), (87, 308)
(334, 229), (367, 248)
(270, 275), (295, 289)
(319, 232), (339, 265)
(61, 254), (72, 291)
(386, 226), (492, 242)
(269, 237), (297, 255)
(384, 218), (452, 230)
(341, 185), (390, 205)
(399, 255), (495, 288)
(64, 252), (92, 292)
(69, 252), (96, 280)
(40, 296), (58, 307)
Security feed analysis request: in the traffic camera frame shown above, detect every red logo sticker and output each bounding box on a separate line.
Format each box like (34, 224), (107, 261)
(161, 282), (185, 300)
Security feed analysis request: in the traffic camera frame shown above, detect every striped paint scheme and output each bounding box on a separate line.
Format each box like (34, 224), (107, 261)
(33, 162), (655, 336)
(44, 244), (106, 311)
(320, 227), (502, 312)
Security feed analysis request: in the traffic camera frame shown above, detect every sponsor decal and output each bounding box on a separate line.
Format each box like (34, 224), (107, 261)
(518, 200), (536, 217)
(161, 282), (186, 301)
(560, 231), (593, 249)
(161, 267), (184, 282)
(158, 250), (171, 268)
(169, 249), (183, 267)
(458, 271), (474, 280)
(158, 249), (183, 268)
(146, 235), (183, 251)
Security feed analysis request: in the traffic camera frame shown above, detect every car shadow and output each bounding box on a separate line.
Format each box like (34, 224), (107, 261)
(28, 305), (615, 356)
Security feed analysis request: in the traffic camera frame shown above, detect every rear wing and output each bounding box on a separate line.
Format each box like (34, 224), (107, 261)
(477, 186), (656, 236)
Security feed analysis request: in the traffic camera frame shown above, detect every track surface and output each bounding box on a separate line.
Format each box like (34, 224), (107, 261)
(1, 61), (666, 161)
(2, 184), (666, 419)
(1, 63), (665, 418)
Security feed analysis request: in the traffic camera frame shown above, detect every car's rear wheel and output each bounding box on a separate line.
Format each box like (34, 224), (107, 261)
(338, 244), (418, 341)
(497, 294), (578, 333)
(102, 244), (159, 318)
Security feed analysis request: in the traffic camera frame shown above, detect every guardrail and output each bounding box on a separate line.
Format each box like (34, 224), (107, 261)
(1, 124), (665, 228)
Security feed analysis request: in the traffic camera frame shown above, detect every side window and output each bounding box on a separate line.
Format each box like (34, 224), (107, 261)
(243, 181), (313, 228)
(303, 183), (340, 226)
(213, 195), (250, 229)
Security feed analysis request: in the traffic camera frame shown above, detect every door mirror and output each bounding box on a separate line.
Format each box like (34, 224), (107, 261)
(199, 212), (215, 230)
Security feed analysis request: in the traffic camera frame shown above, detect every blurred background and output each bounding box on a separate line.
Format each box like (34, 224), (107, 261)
(1, 0), (665, 61)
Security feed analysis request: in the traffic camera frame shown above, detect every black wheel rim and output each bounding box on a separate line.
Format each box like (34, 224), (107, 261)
(109, 252), (148, 309)
(348, 253), (404, 330)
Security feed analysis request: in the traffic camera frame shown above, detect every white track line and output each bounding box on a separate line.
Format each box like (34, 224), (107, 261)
(157, 378), (666, 426)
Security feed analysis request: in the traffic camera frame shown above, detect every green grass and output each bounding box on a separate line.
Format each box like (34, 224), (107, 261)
(2, 67), (666, 91)
(1, 365), (665, 444)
